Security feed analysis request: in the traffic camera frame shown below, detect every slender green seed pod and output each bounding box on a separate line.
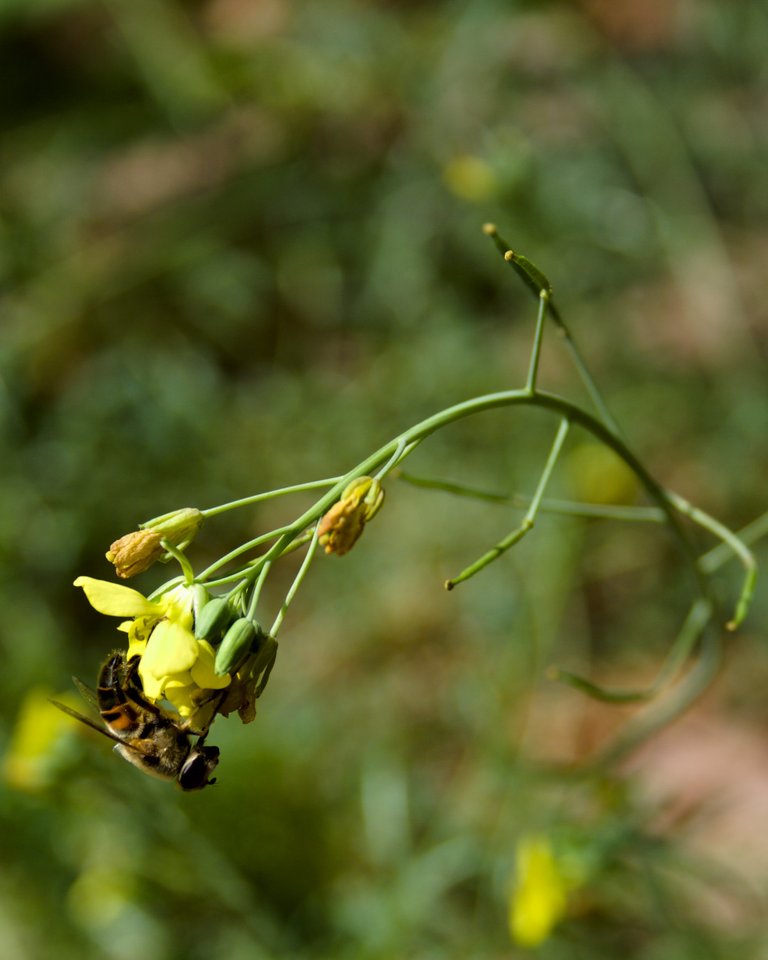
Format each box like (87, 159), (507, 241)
(195, 596), (237, 641)
(215, 618), (258, 676)
(504, 250), (552, 296)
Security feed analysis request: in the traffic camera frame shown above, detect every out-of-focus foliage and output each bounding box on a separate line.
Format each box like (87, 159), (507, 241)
(1, 1), (766, 957)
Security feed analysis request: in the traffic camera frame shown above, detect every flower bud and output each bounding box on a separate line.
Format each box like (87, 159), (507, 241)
(214, 618), (258, 676)
(106, 530), (164, 579)
(146, 507), (204, 547)
(106, 508), (204, 579)
(194, 596), (238, 641)
(318, 477), (384, 556)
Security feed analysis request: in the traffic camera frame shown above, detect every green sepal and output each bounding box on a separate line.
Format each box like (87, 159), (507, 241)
(194, 596), (238, 641)
(191, 584), (210, 624)
(215, 618), (259, 675)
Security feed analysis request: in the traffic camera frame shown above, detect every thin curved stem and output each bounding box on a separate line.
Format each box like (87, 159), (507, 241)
(525, 291), (549, 393)
(270, 525), (321, 637)
(374, 437), (408, 482)
(396, 470), (665, 522)
(666, 490), (757, 629)
(595, 615), (721, 768)
(246, 560), (272, 621)
(484, 224), (625, 438)
(160, 540), (195, 584)
(444, 417), (572, 589)
(212, 388), (712, 612)
(701, 508), (768, 571)
(198, 524), (295, 581)
(200, 477), (342, 519)
(550, 597), (712, 704)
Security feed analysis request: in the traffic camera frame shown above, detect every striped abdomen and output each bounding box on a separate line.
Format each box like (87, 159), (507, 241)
(97, 653), (157, 737)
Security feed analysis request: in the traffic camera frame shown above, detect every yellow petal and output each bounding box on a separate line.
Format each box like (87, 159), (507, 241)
(161, 586), (195, 630)
(74, 577), (159, 618)
(142, 621), (198, 677)
(190, 639), (231, 690)
(162, 674), (194, 690)
(137, 660), (164, 699)
(126, 638), (147, 660)
(164, 684), (197, 717)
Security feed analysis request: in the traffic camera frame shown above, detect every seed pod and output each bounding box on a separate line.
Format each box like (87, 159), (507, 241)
(215, 618), (258, 676)
(504, 250), (552, 297)
(194, 597), (238, 641)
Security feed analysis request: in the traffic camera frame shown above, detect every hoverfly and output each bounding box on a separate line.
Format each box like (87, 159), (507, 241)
(52, 651), (220, 791)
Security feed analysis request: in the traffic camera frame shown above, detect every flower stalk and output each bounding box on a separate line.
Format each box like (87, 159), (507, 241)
(67, 226), (761, 786)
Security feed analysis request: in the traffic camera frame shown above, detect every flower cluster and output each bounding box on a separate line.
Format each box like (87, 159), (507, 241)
(74, 577), (229, 723)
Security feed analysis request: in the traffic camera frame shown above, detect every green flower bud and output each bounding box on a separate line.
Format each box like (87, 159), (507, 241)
(191, 584), (210, 623)
(215, 618), (258, 676)
(145, 507), (204, 548)
(194, 596), (238, 641)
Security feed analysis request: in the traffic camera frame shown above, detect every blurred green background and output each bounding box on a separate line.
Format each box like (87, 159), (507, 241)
(1, 0), (767, 957)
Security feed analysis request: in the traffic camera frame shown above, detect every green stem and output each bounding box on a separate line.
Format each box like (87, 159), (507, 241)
(525, 291), (549, 393)
(484, 224), (625, 438)
(396, 470), (665, 522)
(395, 388), (709, 602)
(374, 437), (408, 482)
(147, 576), (184, 601)
(445, 417), (571, 589)
(160, 539), (195, 584)
(595, 617), (721, 768)
(220, 387), (710, 613)
(198, 524), (295, 581)
(666, 490), (757, 629)
(200, 477), (342, 519)
(270, 525), (321, 637)
(246, 560), (272, 621)
(201, 530), (315, 589)
(700, 508), (768, 571)
(551, 597), (712, 703)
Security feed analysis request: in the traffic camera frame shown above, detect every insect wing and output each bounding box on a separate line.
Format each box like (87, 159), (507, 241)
(50, 699), (154, 759)
(72, 675), (98, 708)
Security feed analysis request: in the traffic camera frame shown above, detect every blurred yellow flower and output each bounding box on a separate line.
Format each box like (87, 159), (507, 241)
(74, 577), (230, 720)
(68, 865), (135, 929)
(509, 835), (570, 948)
(3, 686), (73, 792)
(443, 154), (498, 202)
(565, 442), (638, 506)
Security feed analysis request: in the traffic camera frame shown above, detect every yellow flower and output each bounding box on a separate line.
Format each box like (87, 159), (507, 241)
(443, 154), (498, 202)
(3, 686), (74, 792)
(509, 835), (570, 948)
(73, 577), (230, 720)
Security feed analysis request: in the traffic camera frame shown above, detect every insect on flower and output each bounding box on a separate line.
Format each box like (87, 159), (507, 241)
(52, 651), (221, 791)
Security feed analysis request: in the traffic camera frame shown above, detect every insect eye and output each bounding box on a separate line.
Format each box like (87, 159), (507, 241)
(178, 745), (220, 791)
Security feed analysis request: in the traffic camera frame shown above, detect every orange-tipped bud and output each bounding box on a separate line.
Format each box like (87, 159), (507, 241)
(318, 477), (384, 556)
(106, 530), (164, 579)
